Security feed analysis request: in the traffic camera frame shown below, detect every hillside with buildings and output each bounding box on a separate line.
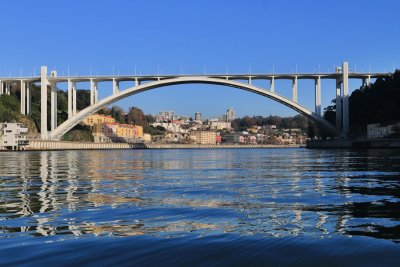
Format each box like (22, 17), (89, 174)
(131, 108), (308, 145)
(1, 83), (310, 145)
(82, 113), (147, 143)
(0, 94), (38, 137)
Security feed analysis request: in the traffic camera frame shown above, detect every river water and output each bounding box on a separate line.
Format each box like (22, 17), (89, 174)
(1, 148), (400, 266)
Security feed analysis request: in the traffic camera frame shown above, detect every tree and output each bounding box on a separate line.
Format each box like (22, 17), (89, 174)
(323, 101), (336, 126)
(324, 69), (400, 136)
(126, 107), (146, 126)
(76, 90), (90, 110)
(0, 95), (20, 122)
(110, 106), (125, 123)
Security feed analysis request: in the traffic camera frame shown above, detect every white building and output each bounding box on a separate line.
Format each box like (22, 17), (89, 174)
(151, 122), (188, 135)
(195, 112), (202, 122)
(0, 123), (29, 150)
(226, 107), (235, 122)
(367, 123), (398, 139)
(209, 121), (231, 130)
(155, 111), (176, 122)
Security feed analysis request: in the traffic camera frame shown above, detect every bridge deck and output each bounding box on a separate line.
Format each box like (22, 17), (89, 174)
(0, 72), (393, 83)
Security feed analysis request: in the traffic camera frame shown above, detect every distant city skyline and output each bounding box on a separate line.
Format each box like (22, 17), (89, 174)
(1, 0), (399, 117)
(153, 107), (236, 121)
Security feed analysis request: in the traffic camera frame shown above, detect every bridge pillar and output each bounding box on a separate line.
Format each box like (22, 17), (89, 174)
(50, 83), (57, 131)
(90, 79), (95, 105)
(342, 62), (349, 137)
(40, 66), (48, 139)
(362, 76), (372, 87)
(112, 79), (119, 94)
(135, 78), (140, 86)
(292, 76), (298, 102)
(315, 76), (321, 116)
(26, 82), (31, 116)
(68, 79), (73, 118)
(0, 80), (3, 95)
(5, 83), (10, 95)
(72, 82), (77, 116)
(20, 80), (26, 115)
(270, 77), (275, 93)
(336, 79), (342, 131)
(94, 81), (98, 103)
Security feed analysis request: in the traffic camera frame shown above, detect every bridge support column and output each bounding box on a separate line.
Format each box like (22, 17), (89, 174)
(40, 66), (48, 139)
(362, 76), (372, 87)
(50, 83), (57, 131)
(0, 80), (3, 95)
(94, 81), (98, 103)
(90, 79), (95, 105)
(26, 82), (31, 116)
(68, 79), (73, 118)
(336, 79), (342, 131)
(292, 76), (298, 102)
(315, 76), (321, 116)
(20, 80), (26, 115)
(5, 83), (10, 95)
(72, 82), (77, 116)
(112, 79), (119, 94)
(342, 62), (349, 137)
(270, 77), (275, 93)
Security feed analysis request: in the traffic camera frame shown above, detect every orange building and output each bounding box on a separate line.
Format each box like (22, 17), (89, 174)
(192, 131), (216, 145)
(117, 124), (143, 140)
(82, 114), (116, 126)
(92, 122), (119, 142)
(83, 113), (144, 143)
(93, 122), (143, 143)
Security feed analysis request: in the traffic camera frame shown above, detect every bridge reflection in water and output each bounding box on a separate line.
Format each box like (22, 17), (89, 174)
(0, 149), (399, 242)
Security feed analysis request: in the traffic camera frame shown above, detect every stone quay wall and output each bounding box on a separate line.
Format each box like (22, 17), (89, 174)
(24, 141), (300, 151)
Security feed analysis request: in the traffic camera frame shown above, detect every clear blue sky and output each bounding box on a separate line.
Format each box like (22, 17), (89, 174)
(1, 0), (399, 118)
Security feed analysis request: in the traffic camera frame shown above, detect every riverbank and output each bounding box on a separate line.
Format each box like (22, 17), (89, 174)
(306, 138), (400, 148)
(8, 140), (301, 151)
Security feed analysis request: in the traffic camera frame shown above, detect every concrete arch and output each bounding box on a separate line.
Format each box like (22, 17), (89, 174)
(49, 76), (339, 140)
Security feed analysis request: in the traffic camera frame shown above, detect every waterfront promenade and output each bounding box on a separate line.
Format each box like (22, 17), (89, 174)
(11, 140), (300, 151)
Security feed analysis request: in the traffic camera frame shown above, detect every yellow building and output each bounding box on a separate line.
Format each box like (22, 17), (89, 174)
(92, 122), (119, 142)
(143, 133), (151, 142)
(92, 123), (144, 143)
(85, 114), (144, 143)
(192, 131), (216, 145)
(82, 114), (115, 126)
(117, 124), (143, 140)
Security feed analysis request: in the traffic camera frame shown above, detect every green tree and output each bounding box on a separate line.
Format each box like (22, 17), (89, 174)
(110, 106), (125, 123)
(76, 90), (90, 110)
(323, 69), (400, 136)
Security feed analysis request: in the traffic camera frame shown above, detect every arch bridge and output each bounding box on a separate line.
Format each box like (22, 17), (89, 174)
(0, 62), (392, 140)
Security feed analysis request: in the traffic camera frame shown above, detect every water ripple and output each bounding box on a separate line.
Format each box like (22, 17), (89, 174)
(1, 148), (400, 265)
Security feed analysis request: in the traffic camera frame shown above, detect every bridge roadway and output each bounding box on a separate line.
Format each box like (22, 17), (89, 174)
(0, 62), (393, 140)
(0, 72), (390, 83)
